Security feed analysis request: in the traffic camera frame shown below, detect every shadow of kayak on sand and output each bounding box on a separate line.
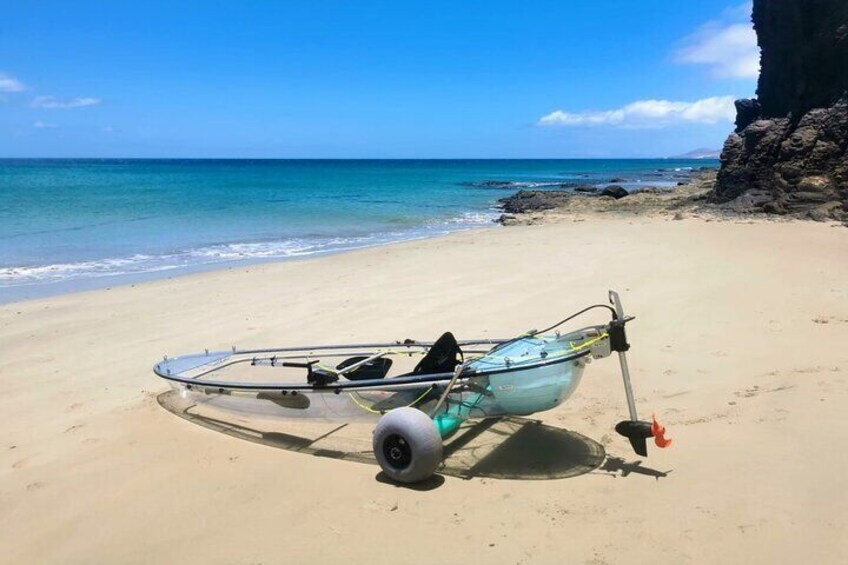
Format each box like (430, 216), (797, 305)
(158, 390), (606, 481)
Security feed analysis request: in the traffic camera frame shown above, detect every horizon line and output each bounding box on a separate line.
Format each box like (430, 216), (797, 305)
(0, 156), (721, 161)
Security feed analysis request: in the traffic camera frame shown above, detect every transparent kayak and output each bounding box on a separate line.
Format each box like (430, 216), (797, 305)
(154, 327), (611, 427)
(153, 290), (670, 461)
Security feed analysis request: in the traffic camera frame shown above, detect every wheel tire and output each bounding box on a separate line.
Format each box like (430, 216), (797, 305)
(373, 407), (443, 483)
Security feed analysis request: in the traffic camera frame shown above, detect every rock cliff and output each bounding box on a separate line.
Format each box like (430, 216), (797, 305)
(714, 0), (848, 220)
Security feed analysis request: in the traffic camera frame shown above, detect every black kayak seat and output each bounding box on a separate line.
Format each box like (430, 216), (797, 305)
(413, 332), (463, 375)
(337, 356), (393, 381)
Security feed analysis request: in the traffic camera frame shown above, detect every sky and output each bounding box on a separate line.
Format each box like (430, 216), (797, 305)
(0, 1), (759, 158)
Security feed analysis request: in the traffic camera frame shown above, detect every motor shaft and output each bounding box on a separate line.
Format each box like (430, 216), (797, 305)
(617, 350), (639, 422)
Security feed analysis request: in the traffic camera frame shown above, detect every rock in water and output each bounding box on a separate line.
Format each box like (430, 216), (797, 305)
(600, 185), (629, 199)
(714, 0), (848, 220)
(573, 185), (599, 193)
(497, 190), (571, 214)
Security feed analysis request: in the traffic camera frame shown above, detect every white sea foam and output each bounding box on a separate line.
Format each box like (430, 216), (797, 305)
(513, 181), (564, 188)
(0, 255), (178, 284)
(0, 213), (496, 288)
(0, 240), (357, 286)
(469, 180), (567, 189)
(434, 211), (500, 225)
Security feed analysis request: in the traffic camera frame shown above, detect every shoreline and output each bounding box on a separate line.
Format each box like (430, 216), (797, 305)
(0, 221), (498, 305)
(7, 161), (844, 311)
(2, 223), (500, 311)
(0, 159), (715, 305)
(0, 160), (716, 305)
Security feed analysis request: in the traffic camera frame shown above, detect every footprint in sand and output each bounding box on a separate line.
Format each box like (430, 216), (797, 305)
(795, 365), (841, 375)
(734, 385), (794, 398)
(363, 499), (398, 513)
(26, 482), (45, 491)
(673, 411), (731, 425)
(735, 386), (761, 398)
(812, 316), (848, 324)
(12, 457), (33, 470)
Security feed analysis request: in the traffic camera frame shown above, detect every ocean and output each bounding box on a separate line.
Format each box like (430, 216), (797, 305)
(0, 159), (717, 303)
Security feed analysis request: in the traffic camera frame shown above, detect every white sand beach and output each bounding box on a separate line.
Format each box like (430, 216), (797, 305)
(2, 216), (847, 564)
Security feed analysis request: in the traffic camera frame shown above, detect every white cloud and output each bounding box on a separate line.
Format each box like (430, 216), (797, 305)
(31, 95), (102, 109)
(33, 120), (58, 129)
(675, 2), (759, 79)
(538, 96), (737, 128)
(0, 72), (26, 92)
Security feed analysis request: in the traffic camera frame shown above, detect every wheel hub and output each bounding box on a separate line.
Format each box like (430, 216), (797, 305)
(383, 434), (412, 469)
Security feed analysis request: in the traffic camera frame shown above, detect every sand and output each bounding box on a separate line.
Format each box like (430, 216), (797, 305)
(2, 216), (847, 564)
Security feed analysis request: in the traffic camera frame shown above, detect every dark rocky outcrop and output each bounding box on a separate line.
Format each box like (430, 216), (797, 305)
(497, 184), (632, 214)
(497, 190), (572, 214)
(600, 185), (629, 199)
(754, 0), (848, 117)
(714, 0), (848, 220)
(494, 170), (721, 225)
(734, 98), (762, 132)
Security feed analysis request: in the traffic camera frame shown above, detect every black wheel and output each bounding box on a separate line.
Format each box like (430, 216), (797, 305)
(382, 434), (413, 470)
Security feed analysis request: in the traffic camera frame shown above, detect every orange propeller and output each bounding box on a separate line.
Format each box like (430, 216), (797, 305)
(651, 414), (672, 448)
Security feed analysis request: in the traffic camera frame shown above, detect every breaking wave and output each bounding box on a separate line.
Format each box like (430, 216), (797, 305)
(0, 211), (498, 288)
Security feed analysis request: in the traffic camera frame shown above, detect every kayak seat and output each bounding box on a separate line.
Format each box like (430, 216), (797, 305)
(413, 332), (463, 375)
(337, 356), (393, 381)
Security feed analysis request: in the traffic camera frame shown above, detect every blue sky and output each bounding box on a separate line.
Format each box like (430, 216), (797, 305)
(0, 1), (758, 158)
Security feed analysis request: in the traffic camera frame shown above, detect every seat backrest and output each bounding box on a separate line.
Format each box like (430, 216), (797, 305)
(413, 332), (462, 375)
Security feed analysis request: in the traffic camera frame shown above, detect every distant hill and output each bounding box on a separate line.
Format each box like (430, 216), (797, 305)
(671, 148), (722, 159)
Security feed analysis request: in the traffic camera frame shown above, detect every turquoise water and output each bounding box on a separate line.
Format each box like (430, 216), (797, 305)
(0, 159), (716, 302)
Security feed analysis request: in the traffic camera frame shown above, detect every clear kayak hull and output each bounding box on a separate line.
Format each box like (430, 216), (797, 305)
(154, 328), (607, 424)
